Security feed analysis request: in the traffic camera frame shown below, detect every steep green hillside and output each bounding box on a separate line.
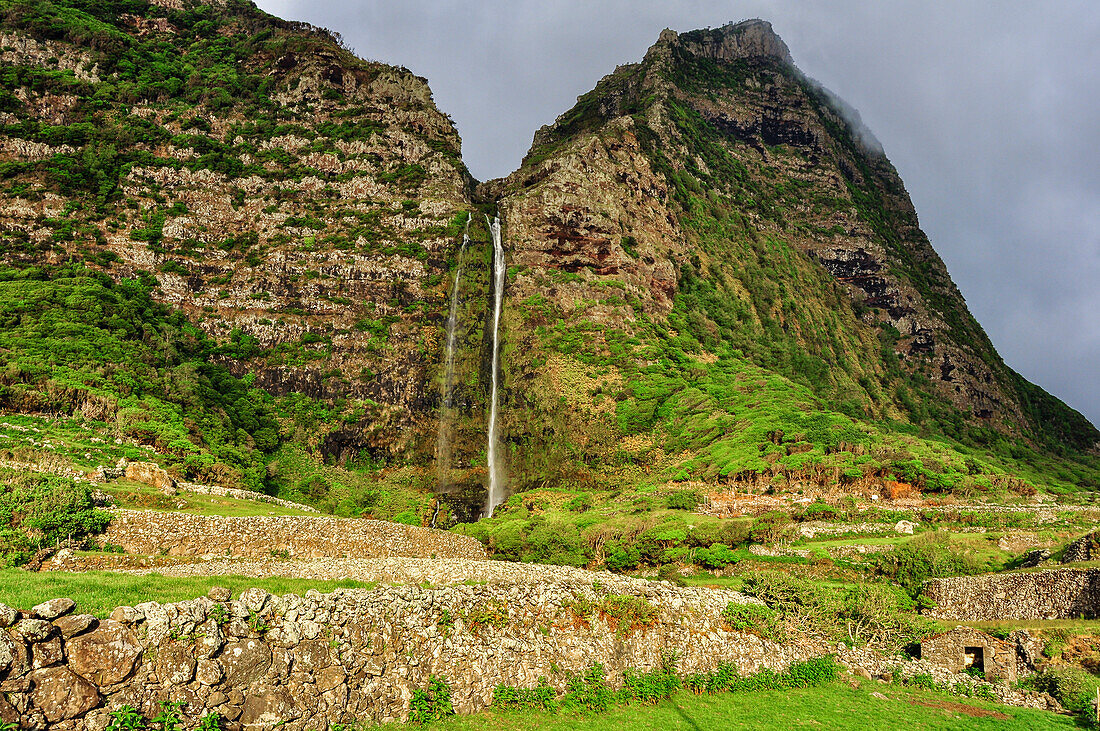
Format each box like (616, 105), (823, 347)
(0, 4), (1095, 531)
(466, 20), (1099, 517)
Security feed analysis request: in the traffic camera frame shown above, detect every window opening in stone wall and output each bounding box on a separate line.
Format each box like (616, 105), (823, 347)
(964, 646), (985, 672)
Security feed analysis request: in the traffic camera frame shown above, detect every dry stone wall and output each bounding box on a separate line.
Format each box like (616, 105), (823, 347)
(101, 511), (487, 561)
(1, 582), (804, 730)
(924, 568), (1100, 621)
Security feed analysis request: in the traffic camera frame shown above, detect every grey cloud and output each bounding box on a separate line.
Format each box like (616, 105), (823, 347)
(257, 0), (1100, 427)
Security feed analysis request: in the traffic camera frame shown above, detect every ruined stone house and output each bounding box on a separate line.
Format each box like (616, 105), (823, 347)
(920, 627), (1017, 682)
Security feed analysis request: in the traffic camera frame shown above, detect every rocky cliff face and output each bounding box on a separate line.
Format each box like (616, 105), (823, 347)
(0, 0), (473, 460)
(484, 20), (1098, 460)
(0, 6), (1095, 503)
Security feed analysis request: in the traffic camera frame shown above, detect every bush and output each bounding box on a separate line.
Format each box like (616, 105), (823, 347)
(871, 533), (986, 595)
(0, 475), (110, 566)
(603, 541), (641, 572)
(408, 676), (454, 724)
(622, 659), (681, 704)
(749, 511), (793, 544)
(492, 678), (556, 711)
(667, 490), (701, 510)
(561, 663), (614, 713)
(694, 543), (739, 569)
(1027, 667), (1097, 714)
(567, 594), (658, 638)
(657, 563), (685, 585)
(840, 584), (933, 649)
(721, 602), (780, 640)
(783, 657), (841, 688)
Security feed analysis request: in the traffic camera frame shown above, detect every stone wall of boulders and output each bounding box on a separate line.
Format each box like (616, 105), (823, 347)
(0, 579), (1062, 730)
(1061, 531), (1100, 564)
(0, 582), (804, 730)
(100, 511), (487, 561)
(923, 568), (1100, 621)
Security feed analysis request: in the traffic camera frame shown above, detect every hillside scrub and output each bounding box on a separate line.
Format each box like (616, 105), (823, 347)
(0, 472), (109, 566)
(0, 263), (280, 487)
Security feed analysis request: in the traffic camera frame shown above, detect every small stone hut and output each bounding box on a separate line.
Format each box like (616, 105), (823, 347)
(921, 627), (1017, 682)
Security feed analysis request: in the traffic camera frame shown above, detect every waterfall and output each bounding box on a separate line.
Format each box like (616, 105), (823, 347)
(435, 217), (469, 490)
(485, 215), (506, 517)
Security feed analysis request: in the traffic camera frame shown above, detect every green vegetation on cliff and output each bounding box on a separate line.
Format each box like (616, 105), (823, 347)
(0, 262), (280, 485)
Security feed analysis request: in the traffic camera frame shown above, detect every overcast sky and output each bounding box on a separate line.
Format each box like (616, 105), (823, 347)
(259, 0), (1100, 429)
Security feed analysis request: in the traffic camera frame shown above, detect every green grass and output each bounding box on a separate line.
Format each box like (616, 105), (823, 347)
(99, 480), (315, 517)
(971, 618), (1100, 634)
(407, 682), (1074, 730)
(0, 569), (379, 617)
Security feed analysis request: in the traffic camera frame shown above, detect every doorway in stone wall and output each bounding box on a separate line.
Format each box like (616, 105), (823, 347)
(964, 646), (985, 673)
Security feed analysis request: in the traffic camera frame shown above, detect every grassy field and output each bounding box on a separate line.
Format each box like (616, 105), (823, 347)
(409, 682), (1075, 730)
(0, 569), (379, 617)
(99, 479), (315, 517)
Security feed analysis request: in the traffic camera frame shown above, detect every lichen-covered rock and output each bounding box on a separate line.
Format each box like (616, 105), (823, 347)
(15, 619), (55, 643)
(53, 614), (96, 639)
(208, 587), (232, 603)
(28, 667), (99, 722)
(30, 598), (75, 621)
(66, 620), (142, 686)
(108, 606), (143, 624)
(31, 636), (63, 669)
(240, 686), (296, 729)
(0, 633), (15, 674)
(0, 604), (19, 628)
(154, 642), (196, 685)
(123, 461), (176, 494)
(221, 639), (273, 687)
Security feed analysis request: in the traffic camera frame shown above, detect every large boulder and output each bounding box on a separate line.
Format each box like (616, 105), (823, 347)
(221, 639), (272, 686)
(240, 686), (296, 729)
(54, 614), (96, 639)
(29, 667), (100, 722)
(31, 598), (75, 621)
(124, 461), (176, 494)
(0, 604), (20, 628)
(66, 620), (142, 686)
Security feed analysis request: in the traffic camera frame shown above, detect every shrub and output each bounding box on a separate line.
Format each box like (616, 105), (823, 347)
(870, 533), (986, 595)
(561, 663), (614, 713)
(603, 541), (641, 572)
(656, 563), (685, 585)
(1027, 667), (1097, 714)
(564, 494), (593, 512)
(694, 543), (739, 569)
(408, 676), (454, 724)
(667, 490), (702, 510)
(840, 584), (934, 649)
(567, 594), (658, 638)
(622, 658), (681, 704)
(794, 501), (839, 522)
(749, 511), (793, 543)
(492, 678), (556, 711)
(721, 602), (780, 640)
(0, 475), (110, 566)
(464, 602), (508, 633)
(783, 657), (841, 688)
(106, 706), (146, 731)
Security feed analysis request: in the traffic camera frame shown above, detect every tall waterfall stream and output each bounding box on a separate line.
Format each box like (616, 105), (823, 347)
(485, 215), (505, 517)
(434, 218), (469, 493)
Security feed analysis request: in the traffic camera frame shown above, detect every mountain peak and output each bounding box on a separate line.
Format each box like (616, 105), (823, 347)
(660, 19), (793, 65)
